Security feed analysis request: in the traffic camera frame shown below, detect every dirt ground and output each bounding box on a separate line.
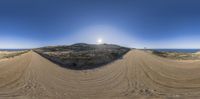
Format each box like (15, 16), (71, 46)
(1, 50), (200, 99)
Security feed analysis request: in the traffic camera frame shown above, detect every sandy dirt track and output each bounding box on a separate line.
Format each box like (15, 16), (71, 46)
(1, 50), (200, 99)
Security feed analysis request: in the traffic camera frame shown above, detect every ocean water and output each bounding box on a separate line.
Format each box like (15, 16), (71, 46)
(153, 49), (200, 53)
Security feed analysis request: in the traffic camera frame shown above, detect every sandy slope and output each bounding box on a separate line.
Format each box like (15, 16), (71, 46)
(1, 50), (200, 99)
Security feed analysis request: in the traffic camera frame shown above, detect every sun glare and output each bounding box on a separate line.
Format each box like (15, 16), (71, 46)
(97, 38), (103, 44)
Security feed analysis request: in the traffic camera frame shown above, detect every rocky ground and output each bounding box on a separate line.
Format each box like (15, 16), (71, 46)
(34, 43), (130, 70)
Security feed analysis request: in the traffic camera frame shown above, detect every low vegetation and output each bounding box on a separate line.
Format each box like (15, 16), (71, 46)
(152, 50), (200, 60)
(34, 43), (130, 70)
(0, 50), (29, 59)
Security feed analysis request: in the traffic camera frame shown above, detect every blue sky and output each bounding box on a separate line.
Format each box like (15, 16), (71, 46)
(0, 0), (200, 48)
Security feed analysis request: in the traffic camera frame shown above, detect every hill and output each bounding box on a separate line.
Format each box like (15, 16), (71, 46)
(34, 43), (130, 70)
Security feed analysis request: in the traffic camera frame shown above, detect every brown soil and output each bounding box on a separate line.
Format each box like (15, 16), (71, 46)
(1, 50), (200, 99)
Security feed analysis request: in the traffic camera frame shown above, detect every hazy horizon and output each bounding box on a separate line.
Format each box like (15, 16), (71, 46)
(1, 0), (200, 49)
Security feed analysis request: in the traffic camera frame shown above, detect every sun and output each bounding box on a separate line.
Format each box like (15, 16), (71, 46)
(97, 38), (103, 44)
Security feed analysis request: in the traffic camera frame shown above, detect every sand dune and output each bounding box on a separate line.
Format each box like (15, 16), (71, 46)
(1, 50), (200, 99)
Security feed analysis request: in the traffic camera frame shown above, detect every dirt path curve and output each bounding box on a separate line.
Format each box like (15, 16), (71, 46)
(1, 50), (200, 99)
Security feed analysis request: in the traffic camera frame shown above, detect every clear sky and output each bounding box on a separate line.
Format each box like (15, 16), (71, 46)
(0, 0), (200, 48)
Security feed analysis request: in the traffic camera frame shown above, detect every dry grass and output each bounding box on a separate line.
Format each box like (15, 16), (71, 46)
(34, 43), (130, 70)
(152, 50), (200, 60)
(0, 50), (29, 59)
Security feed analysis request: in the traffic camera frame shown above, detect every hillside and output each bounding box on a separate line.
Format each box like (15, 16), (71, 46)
(34, 43), (130, 70)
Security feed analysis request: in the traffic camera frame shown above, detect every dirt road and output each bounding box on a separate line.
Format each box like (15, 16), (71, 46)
(1, 50), (200, 99)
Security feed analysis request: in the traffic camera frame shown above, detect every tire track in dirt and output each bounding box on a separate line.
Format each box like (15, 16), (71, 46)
(1, 50), (200, 98)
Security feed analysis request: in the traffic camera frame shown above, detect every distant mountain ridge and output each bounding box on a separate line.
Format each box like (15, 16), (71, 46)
(38, 43), (128, 52)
